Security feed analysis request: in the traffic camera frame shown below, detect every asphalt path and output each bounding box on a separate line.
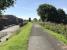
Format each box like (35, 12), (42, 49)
(28, 24), (67, 50)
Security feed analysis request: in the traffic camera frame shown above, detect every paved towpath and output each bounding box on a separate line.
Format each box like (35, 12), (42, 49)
(28, 24), (67, 50)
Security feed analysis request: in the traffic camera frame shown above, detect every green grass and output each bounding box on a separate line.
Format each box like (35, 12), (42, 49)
(0, 22), (32, 50)
(42, 27), (67, 44)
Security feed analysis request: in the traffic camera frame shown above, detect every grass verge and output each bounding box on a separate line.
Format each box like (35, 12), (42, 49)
(0, 22), (32, 50)
(41, 26), (67, 45)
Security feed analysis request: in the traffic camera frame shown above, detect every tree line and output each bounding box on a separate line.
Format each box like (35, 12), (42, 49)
(0, 0), (28, 31)
(37, 4), (67, 24)
(0, 15), (25, 30)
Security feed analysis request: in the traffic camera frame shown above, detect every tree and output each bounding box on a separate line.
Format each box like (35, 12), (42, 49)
(29, 18), (31, 22)
(63, 14), (67, 24)
(18, 18), (23, 26)
(39, 19), (41, 22)
(37, 4), (57, 22)
(0, 0), (15, 10)
(0, 0), (15, 15)
(0, 0), (16, 30)
(33, 18), (37, 22)
(4, 15), (18, 25)
(57, 9), (66, 23)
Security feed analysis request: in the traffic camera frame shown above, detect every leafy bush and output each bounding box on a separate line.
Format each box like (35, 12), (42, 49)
(39, 22), (67, 39)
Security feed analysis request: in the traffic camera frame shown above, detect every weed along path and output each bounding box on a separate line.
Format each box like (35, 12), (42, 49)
(28, 24), (65, 50)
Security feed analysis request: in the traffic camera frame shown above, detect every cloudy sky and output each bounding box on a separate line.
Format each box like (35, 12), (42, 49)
(4, 0), (67, 19)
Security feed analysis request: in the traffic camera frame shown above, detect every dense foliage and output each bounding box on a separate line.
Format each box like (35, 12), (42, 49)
(0, 0), (15, 15)
(37, 4), (67, 24)
(0, 15), (27, 30)
(37, 4), (57, 22)
(40, 22), (67, 39)
(0, 0), (15, 10)
(57, 9), (66, 23)
(0, 0), (16, 30)
(29, 18), (31, 22)
(33, 18), (37, 22)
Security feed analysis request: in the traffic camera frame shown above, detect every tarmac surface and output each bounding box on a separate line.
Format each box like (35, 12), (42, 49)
(28, 24), (66, 50)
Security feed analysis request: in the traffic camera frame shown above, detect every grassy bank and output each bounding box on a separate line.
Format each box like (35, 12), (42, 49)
(0, 22), (32, 50)
(43, 28), (67, 44)
(40, 22), (67, 44)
